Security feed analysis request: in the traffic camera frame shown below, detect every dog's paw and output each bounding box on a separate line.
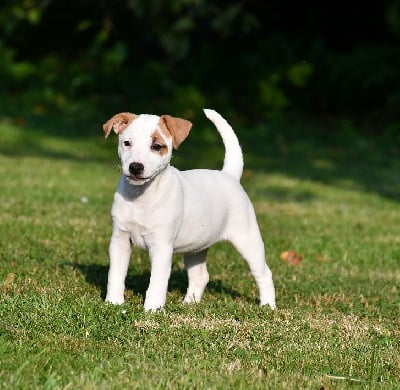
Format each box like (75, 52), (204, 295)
(105, 295), (125, 305)
(143, 303), (165, 313)
(260, 289), (276, 309)
(260, 300), (276, 310)
(183, 291), (202, 304)
(260, 298), (276, 310)
(143, 296), (167, 312)
(183, 295), (196, 304)
(144, 289), (167, 312)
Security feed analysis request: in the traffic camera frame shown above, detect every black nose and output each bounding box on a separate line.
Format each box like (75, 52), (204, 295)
(129, 162), (144, 175)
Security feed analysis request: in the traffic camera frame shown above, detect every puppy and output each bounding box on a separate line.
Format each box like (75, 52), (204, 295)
(103, 109), (276, 311)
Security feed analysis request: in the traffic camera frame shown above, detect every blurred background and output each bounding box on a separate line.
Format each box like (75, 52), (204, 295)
(1, 0), (399, 134)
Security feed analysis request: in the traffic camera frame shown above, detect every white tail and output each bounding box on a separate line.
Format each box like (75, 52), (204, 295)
(203, 109), (243, 181)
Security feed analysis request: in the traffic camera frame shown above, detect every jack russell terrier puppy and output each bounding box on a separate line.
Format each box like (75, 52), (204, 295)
(103, 109), (276, 311)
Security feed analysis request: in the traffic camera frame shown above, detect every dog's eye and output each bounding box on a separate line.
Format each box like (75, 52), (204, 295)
(123, 140), (131, 147)
(151, 143), (163, 152)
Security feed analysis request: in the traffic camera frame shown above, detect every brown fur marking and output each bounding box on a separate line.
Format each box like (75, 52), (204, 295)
(159, 115), (192, 149)
(103, 112), (137, 139)
(151, 130), (169, 156)
(158, 120), (172, 140)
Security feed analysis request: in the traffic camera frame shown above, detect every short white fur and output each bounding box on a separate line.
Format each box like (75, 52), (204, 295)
(105, 109), (276, 311)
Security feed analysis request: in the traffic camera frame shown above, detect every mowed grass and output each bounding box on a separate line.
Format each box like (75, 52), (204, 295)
(0, 112), (399, 389)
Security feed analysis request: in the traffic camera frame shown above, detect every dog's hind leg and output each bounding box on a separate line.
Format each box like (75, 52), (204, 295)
(228, 219), (276, 309)
(183, 249), (209, 304)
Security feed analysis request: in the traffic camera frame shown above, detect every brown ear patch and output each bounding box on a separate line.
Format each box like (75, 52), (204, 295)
(103, 112), (137, 139)
(159, 115), (192, 149)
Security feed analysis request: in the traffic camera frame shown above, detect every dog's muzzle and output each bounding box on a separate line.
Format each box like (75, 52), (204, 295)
(126, 162), (149, 183)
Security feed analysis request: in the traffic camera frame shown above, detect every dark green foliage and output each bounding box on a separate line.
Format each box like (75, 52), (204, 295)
(1, 0), (400, 129)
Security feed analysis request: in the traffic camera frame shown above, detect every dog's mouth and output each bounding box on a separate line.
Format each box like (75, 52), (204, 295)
(125, 174), (152, 184)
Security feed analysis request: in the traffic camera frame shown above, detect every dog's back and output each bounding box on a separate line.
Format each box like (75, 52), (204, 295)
(173, 168), (252, 253)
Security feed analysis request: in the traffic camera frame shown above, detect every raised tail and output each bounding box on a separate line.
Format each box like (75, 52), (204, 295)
(203, 109), (243, 181)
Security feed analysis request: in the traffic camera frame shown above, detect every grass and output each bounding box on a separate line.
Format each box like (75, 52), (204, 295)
(0, 108), (399, 389)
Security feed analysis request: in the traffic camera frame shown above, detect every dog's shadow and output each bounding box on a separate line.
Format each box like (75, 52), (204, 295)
(65, 261), (243, 303)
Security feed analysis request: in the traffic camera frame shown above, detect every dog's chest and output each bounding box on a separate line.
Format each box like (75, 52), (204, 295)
(125, 221), (148, 249)
(112, 196), (150, 249)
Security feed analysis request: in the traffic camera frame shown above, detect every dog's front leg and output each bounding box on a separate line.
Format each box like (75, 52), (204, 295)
(144, 244), (173, 312)
(105, 229), (132, 305)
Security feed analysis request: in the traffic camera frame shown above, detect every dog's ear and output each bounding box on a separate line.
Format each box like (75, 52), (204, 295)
(160, 115), (192, 149)
(103, 112), (137, 139)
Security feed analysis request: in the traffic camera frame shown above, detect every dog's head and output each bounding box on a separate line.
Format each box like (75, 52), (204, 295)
(103, 112), (192, 185)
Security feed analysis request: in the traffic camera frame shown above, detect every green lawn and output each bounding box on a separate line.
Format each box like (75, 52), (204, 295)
(1, 111), (399, 389)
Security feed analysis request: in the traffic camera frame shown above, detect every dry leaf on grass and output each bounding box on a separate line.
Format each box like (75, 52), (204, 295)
(280, 250), (303, 265)
(1, 272), (16, 293)
(316, 255), (329, 262)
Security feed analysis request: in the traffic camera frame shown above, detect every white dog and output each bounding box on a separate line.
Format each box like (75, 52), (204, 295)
(103, 109), (276, 311)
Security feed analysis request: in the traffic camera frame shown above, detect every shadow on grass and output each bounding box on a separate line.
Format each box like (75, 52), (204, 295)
(67, 262), (243, 303)
(0, 116), (114, 163)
